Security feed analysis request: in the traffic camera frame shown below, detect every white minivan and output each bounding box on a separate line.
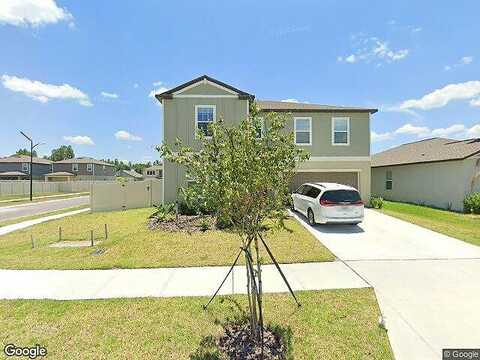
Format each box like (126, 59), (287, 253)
(291, 182), (364, 225)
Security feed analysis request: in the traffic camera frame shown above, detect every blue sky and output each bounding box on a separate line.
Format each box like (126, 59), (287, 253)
(1, 0), (479, 162)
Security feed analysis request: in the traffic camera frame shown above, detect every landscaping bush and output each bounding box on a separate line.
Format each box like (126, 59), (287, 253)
(464, 192), (480, 214)
(370, 196), (384, 209)
(149, 203), (176, 222)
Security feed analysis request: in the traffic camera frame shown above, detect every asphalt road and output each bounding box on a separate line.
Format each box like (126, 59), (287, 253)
(0, 196), (90, 223)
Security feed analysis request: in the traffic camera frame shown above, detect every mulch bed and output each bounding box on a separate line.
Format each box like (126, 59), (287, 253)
(148, 214), (216, 233)
(218, 323), (287, 360)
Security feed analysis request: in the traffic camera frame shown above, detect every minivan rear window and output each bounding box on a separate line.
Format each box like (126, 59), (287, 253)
(320, 190), (361, 203)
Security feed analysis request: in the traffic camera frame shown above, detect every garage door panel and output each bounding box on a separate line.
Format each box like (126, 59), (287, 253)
(292, 172), (358, 191)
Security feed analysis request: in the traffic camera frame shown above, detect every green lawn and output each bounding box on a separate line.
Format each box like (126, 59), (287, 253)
(0, 207), (334, 269)
(0, 192), (89, 207)
(379, 201), (480, 246)
(0, 289), (393, 359)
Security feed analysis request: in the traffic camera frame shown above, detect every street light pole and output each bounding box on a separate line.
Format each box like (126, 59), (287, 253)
(20, 131), (42, 202)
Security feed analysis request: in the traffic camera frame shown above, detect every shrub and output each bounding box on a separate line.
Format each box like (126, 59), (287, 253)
(370, 196), (384, 209)
(464, 192), (480, 214)
(149, 203), (175, 222)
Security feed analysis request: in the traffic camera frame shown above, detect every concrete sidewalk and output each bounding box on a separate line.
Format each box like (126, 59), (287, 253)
(0, 262), (368, 300)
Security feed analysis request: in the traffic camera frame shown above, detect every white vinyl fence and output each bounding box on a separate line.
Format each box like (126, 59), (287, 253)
(90, 179), (163, 212)
(0, 180), (114, 196)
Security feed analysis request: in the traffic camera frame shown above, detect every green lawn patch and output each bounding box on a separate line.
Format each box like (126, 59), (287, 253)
(0, 207), (334, 269)
(379, 200), (480, 246)
(0, 289), (393, 359)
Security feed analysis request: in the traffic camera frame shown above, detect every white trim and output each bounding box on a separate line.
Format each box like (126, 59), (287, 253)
(294, 117), (312, 146)
(332, 117), (350, 146)
(295, 169), (362, 172)
(86, 163), (93, 172)
(308, 156), (370, 162)
(194, 104), (216, 138)
(173, 94), (238, 98)
(22, 162), (30, 174)
(173, 78), (238, 95)
(72, 163), (79, 172)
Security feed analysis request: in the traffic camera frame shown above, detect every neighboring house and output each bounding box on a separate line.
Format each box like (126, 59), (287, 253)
(116, 169), (144, 181)
(155, 75), (376, 203)
(143, 165), (163, 179)
(51, 157), (116, 181)
(0, 155), (53, 180)
(372, 137), (480, 211)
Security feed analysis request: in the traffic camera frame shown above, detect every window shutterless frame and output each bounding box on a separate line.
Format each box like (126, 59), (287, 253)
(72, 163), (79, 172)
(386, 170), (393, 190)
(22, 162), (30, 174)
(294, 117), (312, 146)
(194, 105), (216, 138)
(87, 163), (93, 172)
(332, 117), (350, 146)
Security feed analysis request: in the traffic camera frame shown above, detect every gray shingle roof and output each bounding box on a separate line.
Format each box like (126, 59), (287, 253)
(257, 100), (377, 114)
(0, 155), (53, 165)
(54, 157), (113, 166)
(372, 137), (480, 167)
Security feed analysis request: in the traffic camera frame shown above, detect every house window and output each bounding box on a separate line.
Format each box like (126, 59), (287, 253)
(87, 163), (93, 172)
(332, 117), (350, 145)
(195, 105), (216, 137)
(72, 163), (79, 172)
(294, 117), (312, 145)
(22, 163), (30, 174)
(386, 170), (393, 190)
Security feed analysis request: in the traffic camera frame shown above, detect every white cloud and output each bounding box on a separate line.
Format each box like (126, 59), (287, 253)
(467, 124), (480, 138)
(461, 56), (473, 65)
(338, 35), (409, 65)
(395, 123), (430, 136)
(371, 131), (393, 143)
(398, 81), (480, 110)
(63, 135), (94, 145)
(0, 0), (73, 27)
(411, 27), (422, 33)
(470, 98), (480, 107)
(148, 81), (168, 98)
(281, 99), (299, 103)
(101, 91), (118, 99)
(444, 56), (474, 71)
(430, 124), (466, 137)
(133, 83), (139, 89)
(1, 74), (92, 106)
(115, 130), (142, 142)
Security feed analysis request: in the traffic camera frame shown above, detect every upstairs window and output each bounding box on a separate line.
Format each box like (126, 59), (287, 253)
(72, 163), (79, 172)
(22, 163), (30, 174)
(195, 105), (216, 137)
(332, 117), (350, 145)
(294, 117), (312, 145)
(87, 163), (93, 172)
(386, 170), (393, 190)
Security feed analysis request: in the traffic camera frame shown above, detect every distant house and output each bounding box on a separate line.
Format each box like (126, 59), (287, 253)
(116, 169), (144, 181)
(48, 157), (116, 181)
(143, 164), (163, 179)
(0, 155), (53, 180)
(372, 138), (480, 211)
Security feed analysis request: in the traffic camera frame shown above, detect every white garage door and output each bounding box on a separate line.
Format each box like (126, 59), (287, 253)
(291, 171), (359, 191)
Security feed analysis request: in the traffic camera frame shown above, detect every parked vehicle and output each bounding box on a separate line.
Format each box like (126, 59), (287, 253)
(291, 182), (364, 225)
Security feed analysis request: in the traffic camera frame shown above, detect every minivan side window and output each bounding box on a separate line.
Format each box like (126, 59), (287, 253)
(306, 187), (321, 198)
(301, 185), (312, 195)
(295, 185), (305, 194)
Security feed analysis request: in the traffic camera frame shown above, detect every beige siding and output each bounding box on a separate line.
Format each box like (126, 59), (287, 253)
(371, 159), (476, 211)
(292, 172), (358, 190)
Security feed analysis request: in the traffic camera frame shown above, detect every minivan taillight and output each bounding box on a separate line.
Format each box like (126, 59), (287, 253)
(352, 200), (364, 206)
(320, 199), (337, 206)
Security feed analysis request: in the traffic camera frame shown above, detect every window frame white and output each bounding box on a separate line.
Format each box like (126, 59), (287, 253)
(332, 117), (350, 146)
(72, 163), (79, 172)
(294, 117), (312, 146)
(22, 162), (30, 174)
(194, 104), (216, 138)
(86, 163), (93, 172)
(386, 170), (393, 190)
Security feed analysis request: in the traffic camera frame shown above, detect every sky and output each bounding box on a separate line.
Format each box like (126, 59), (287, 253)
(0, 0), (479, 162)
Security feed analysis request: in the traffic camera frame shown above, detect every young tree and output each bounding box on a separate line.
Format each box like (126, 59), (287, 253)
(160, 104), (309, 342)
(50, 145), (75, 161)
(15, 148), (37, 157)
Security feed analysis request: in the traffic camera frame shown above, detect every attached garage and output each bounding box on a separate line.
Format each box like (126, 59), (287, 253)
(291, 171), (359, 191)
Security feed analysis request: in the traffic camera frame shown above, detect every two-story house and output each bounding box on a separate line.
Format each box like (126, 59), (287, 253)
(155, 75), (376, 203)
(48, 157), (116, 181)
(143, 165), (163, 179)
(0, 155), (53, 180)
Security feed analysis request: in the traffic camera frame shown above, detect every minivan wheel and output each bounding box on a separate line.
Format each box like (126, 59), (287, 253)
(307, 209), (315, 225)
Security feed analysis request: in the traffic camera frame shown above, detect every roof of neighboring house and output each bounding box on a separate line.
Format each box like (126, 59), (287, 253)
(117, 169), (143, 178)
(155, 75), (254, 103)
(144, 165), (163, 171)
(0, 155), (53, 165)
(256, 100), (378, 114)
(45, 172), (75, 177)
(54, 157), (113, 166)
(372, 137), (480, 168)
(0, 171), (28, 176)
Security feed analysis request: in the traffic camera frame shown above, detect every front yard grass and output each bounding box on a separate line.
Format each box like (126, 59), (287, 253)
(378, 200), (480, 246)
(0, 289), (393, 359)
(0, 207), (334, 269)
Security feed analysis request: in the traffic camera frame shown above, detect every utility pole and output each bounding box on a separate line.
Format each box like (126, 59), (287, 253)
(20, 131), (43, 202)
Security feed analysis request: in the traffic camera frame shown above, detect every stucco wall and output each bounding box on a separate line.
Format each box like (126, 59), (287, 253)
(371, 159), (477, 211)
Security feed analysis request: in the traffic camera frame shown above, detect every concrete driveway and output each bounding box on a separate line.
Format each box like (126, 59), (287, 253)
(291, 209), (480, 360)
(0, 196), (89, 223)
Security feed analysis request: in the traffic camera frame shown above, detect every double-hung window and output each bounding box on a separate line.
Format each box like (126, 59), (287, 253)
(332, 117), (350, 145)
(22, 163), (30, 174)
(195, 105), (216, 137)
(386, 170), (393, 190)
(87, 163), (93, 172)
(294, 117), (312, 145)
(72, 163), (79, 172)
